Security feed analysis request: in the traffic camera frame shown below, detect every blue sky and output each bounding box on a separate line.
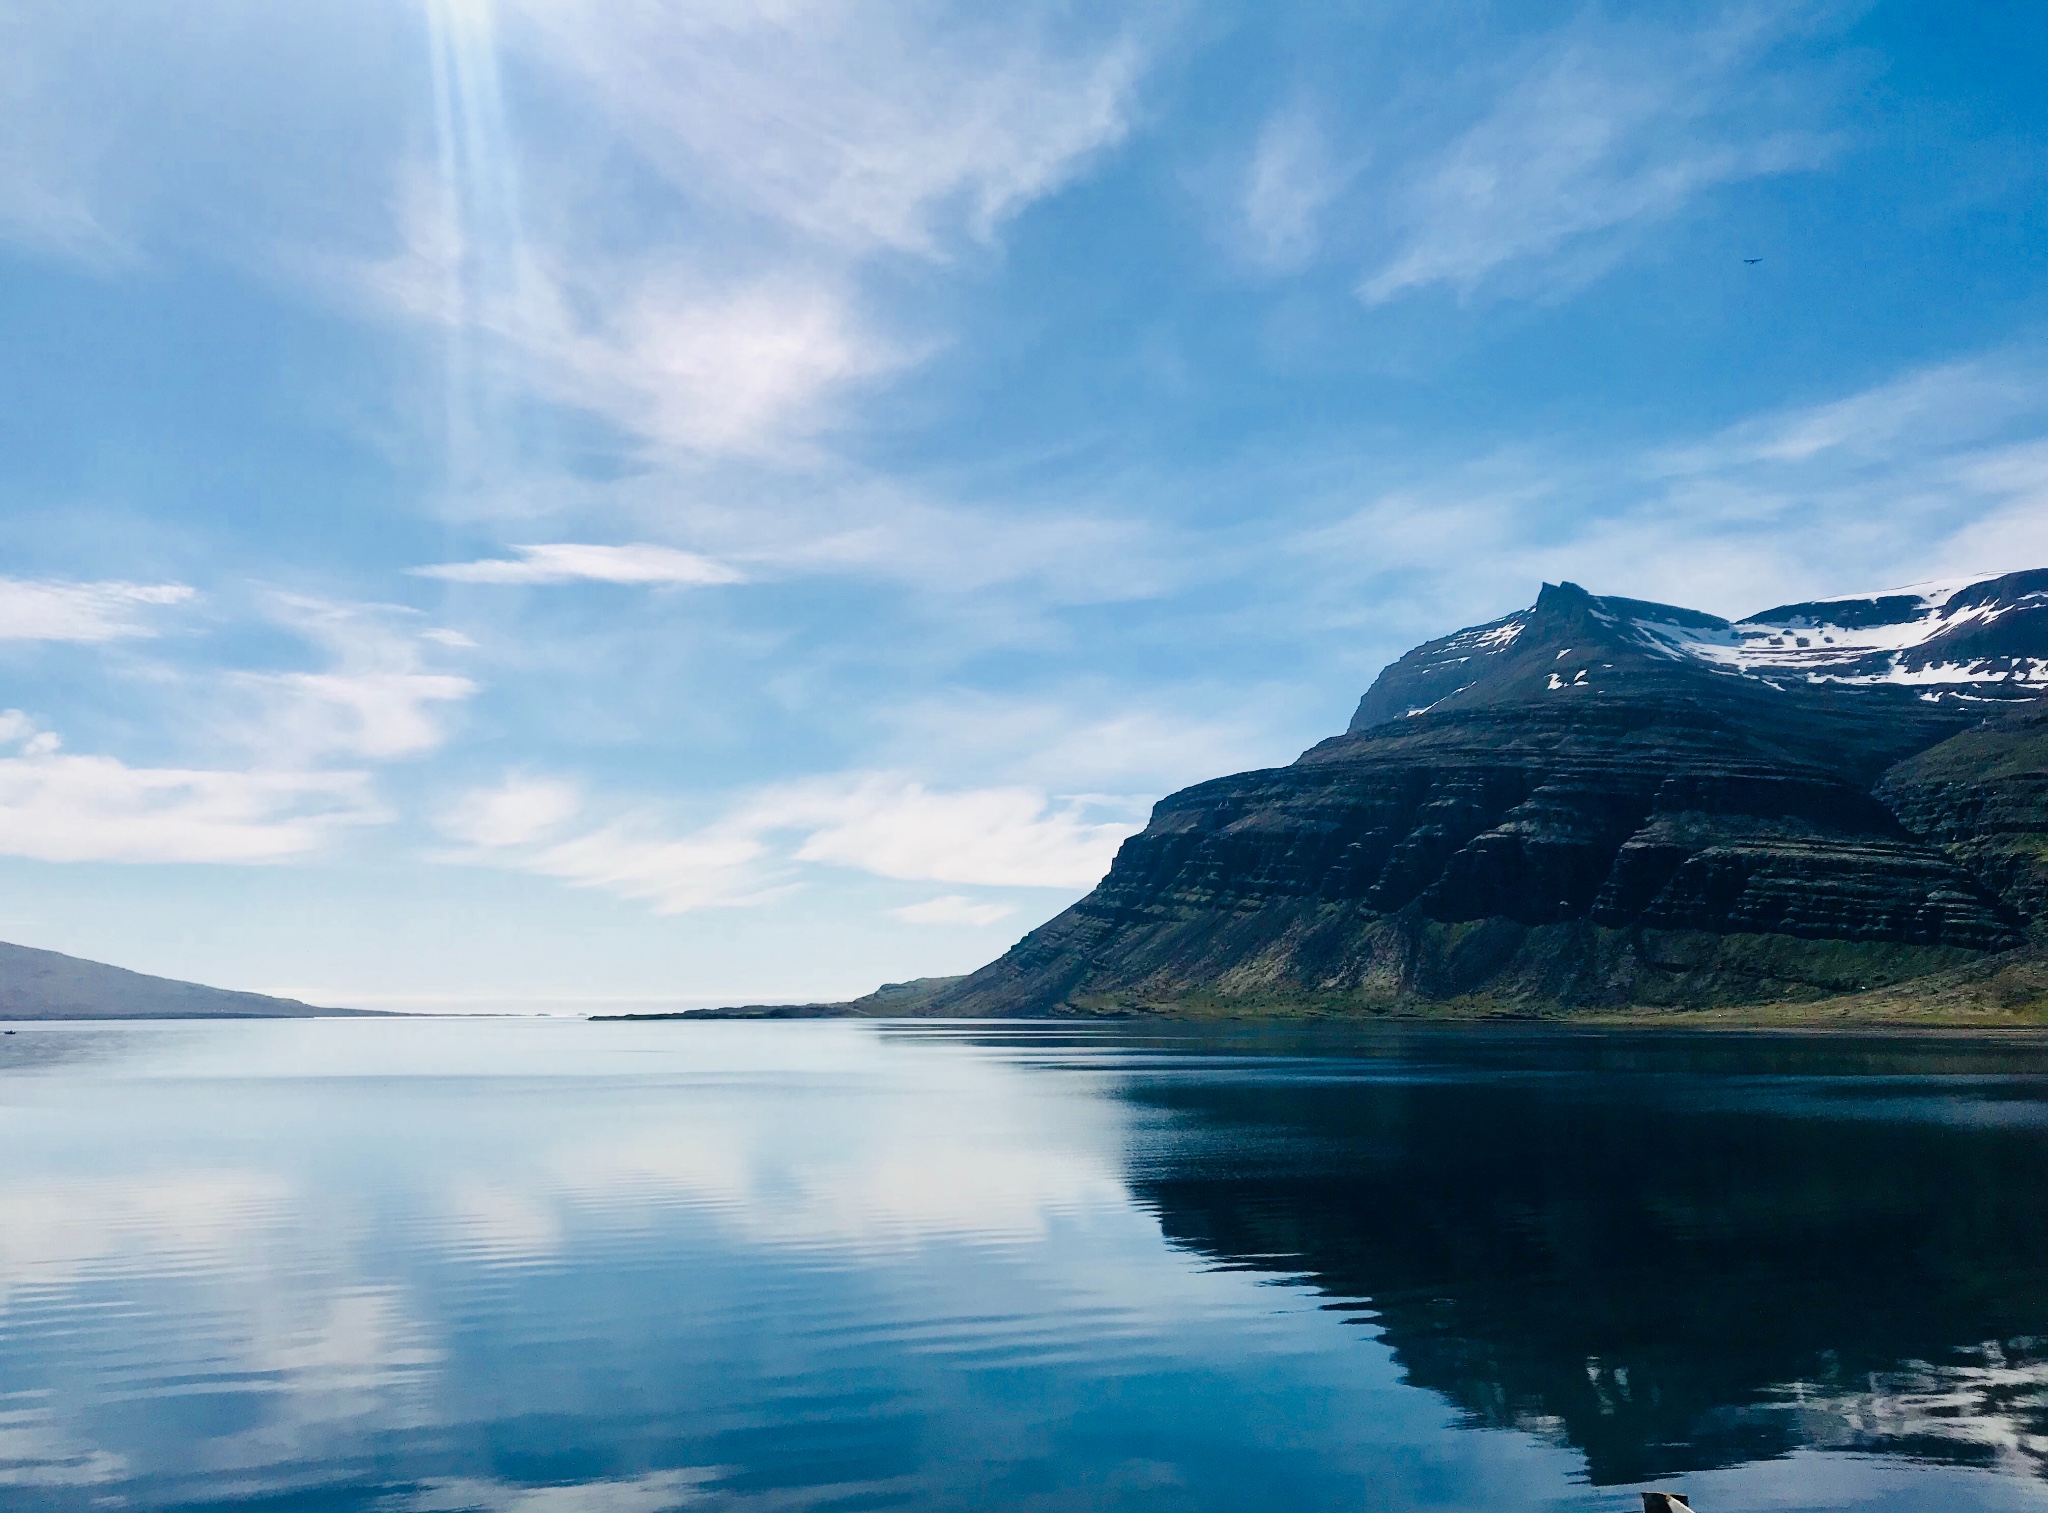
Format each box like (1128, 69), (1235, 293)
(1, 0), (2044, 1009)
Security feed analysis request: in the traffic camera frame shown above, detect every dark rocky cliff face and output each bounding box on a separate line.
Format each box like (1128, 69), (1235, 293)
(1879, 703), (2048, 928)
(931, 572), (2048, 1016)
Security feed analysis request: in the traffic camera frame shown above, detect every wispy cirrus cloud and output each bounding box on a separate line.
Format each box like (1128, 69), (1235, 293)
(4, 1), (1161, 467)
(0, 6), (133, 266)
(224, 598), (477, 764)
(412, 542), (744, 586)
(1291, 347), (2048, 632)
(0, 578), (194, 641)
(877, 690), (1280, 793)
(533, 274), (904, 459)
(891, 894), (1017, 927)
(1356, 10), (1838, 305)
(369, 223), (908, 460)
(1656, 358), (2042, 473)
(777, 777), (1135, 888)
(436, 774), (582, 849)
(436, 770), (1139, 915)
(361, 0), (1158, 472)
(0, 586), (488, 867)
(0, 583), (482, 868)
(498, 0), (1147, 258)
(0, 711), (381, 864)
(1233, 106), (1351, 274)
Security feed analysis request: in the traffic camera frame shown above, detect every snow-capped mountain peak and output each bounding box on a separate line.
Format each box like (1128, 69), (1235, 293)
(1635, 569), (2048, 696)
(1347, 569), (2048, 735)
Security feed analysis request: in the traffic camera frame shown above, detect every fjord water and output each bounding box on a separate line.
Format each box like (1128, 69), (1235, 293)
(5, 1022), (2048, 1512)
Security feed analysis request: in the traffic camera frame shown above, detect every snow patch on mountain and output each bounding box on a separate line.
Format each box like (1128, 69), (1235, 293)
(1632, 571), (2048, 694)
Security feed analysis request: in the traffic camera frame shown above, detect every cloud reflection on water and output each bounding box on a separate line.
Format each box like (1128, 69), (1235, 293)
(4, 1019), (2048, 1512)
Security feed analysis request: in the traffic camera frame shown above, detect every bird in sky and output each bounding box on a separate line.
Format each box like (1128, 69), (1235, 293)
(1744, 257), (1763, 264)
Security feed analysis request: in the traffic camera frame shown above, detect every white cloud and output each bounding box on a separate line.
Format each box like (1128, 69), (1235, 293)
(1292, 347), (2048, 628)
(890, 894), (1016, 927)
(248, 671), (475, 762)
(1237, 107), (1349, 273)
(879, 692), (1278, 792)
(0, 578), (193, 641)
(413, 542), (745, 587)
(393, 1471), (719, 1513)
(516, 823), (774, 915)
(545, 273), (908, 458)
(0, 593), (478, 869)
(1660, 359), (2039, 472)
(229, 597), (477, 763)
(1358, 12), (1835, 305)
(344, 0), (1154, 471)
(0, 9), (133, 266)
(438, 775), (583, 848)
(369, 159), (909, 461)
(773, 778), (1135, 888)
(498, 0), (1145, 258)
(0, 712), (381, 864)
(433, 776), (773, 914)
(437, 771), (1140, 915)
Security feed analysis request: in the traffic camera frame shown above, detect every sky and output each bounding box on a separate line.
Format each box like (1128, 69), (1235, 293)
(0, 0), (2045, 1011)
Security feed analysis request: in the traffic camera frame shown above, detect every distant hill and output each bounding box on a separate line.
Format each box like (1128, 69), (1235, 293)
(916, 569), (2048, 1018)
(0, 940), (378, 1019)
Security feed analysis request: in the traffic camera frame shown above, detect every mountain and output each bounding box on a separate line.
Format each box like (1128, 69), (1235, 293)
(926, 568), (2048, 1017)
(1348, 569), (2048, 733)
(0, 939), (375, 1019)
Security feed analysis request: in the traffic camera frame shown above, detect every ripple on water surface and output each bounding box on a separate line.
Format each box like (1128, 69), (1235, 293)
(3, 1017), (2048, 1511)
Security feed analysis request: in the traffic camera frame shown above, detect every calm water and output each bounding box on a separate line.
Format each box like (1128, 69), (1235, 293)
(5, 1020), (2048, 1512)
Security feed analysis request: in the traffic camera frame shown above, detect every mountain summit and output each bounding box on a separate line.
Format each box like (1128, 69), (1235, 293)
(926, 568), (2048, 1016)
(1351, 572), (2048, 732)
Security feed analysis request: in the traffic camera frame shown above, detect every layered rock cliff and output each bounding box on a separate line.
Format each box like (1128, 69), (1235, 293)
(1878, 702), (2048, 927)
(928, 570), (2048, 1016)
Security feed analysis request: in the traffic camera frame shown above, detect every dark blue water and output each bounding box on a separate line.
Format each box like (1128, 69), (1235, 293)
(4, 1018), (2048, 1512)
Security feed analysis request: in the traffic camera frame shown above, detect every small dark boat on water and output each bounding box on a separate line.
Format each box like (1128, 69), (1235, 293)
(1642, 1496), (1693, 1513)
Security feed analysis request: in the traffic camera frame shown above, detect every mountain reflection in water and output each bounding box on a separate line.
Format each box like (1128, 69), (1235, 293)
(1099, 1027), (2048, 1486)
(4, 1017), (2048, 1513)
